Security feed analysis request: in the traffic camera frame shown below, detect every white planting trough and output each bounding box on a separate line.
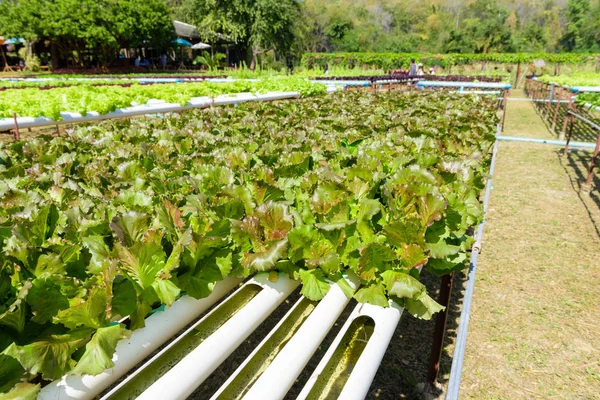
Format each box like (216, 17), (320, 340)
(0, 91), (300, 131)
(38, 272), (408, 400)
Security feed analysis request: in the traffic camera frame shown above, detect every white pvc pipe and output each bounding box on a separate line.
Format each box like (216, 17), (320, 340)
(38, 277), (242, 400)
(135, 274), (299, 400)
(571, 86), (600, 93)
(297, 302), (404, 400)
(336, 303), (403, 400)
(241, 275), (360, 400)
(311, 80), (371, 86)
(209, 296), (310, 400)
(417, 81), (512, 89)
(455, 90), (501, 95)
(0, 91), (300, 131)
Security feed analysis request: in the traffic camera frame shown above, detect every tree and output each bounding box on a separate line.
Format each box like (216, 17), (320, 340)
(182, 0), (300, 69)
(560, 0), (591, 51)
(0, 0), (175, 68)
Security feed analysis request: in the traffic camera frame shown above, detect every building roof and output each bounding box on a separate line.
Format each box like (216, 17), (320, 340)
(173, 20), (200, 39)
(173, 20), (233, 43)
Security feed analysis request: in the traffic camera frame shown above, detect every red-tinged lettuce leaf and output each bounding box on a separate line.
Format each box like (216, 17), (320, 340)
(297, 269), (330, 301)
(255, 201), (294, 242)
(400, 243), (428, 269)
(417, 194), (447, 227)
(311, 183), (344, 215)
(162, 228), (193, 278)
(110, 211), (149, 247)
(357, 243), (396, 281)
(0, 383), (40, 400)
(70, 325), (130, 376)
(115, 239), (166, 290)
(230, 216), (261, 252)
(383, 219), (425, 247)
(3, 328), (94, 380)
(354, 282), (389, 307)
(287, 226), (339, 272)
(11, 205), (59, 247)
(156, 200), (186, 238)
(242, 239), (288, 272)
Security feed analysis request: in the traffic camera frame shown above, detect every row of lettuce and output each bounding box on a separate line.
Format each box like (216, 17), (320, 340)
(301, 52), (600, 71)
(0, 91), (497, 398)
(0, 77), (327, 121)
(534, 73), (600, 109)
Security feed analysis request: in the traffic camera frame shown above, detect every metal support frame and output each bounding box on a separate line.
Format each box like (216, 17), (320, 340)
(446, 124), (500, 399)
(501, 90), (508, 132)
(564, 109), (600, 186)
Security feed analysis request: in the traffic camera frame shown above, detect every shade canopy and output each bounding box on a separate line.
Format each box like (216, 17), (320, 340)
(3, 37), (25, 45)
(191, 42), (211, 50)
(172, 38), (192, 47)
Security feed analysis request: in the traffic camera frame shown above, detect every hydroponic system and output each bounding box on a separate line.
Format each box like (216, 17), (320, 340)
(0, 76), (509, 400)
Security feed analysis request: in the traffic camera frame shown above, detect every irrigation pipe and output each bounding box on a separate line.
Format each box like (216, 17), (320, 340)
(0, 91), (300, 131)
(446, 124), (500, 400)
(416, 81), (512, 90)
(498, 135), (597, 149)
(568, 110), (600, 132)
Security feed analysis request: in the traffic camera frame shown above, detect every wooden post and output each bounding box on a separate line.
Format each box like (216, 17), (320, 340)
(12, 113), (20, 141)
(427, 273), (454, 385)
(551, 87), (563, 132)
(560, 97), (573, 141)
(563, 103), (577, 155)
(501, 90), (508, 132)
(585, 131), (600, 185)
(545, 83), (554, 118)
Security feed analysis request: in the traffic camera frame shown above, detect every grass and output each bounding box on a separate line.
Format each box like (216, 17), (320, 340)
(460, 90), (600, 399)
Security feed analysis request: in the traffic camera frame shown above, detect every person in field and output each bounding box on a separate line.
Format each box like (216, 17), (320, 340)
(409, 58), (418, 76)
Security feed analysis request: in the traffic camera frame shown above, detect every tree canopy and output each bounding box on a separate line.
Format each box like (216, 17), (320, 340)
(181, 0), (300, 68)
(0, 0), (175, 67)
(3, 0), (600, 70)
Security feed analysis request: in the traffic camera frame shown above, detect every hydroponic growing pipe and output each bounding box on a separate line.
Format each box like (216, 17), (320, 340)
(445, 124), (501, 400)
(498, 136), (597, 149)
(0, 91), (300, 131)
